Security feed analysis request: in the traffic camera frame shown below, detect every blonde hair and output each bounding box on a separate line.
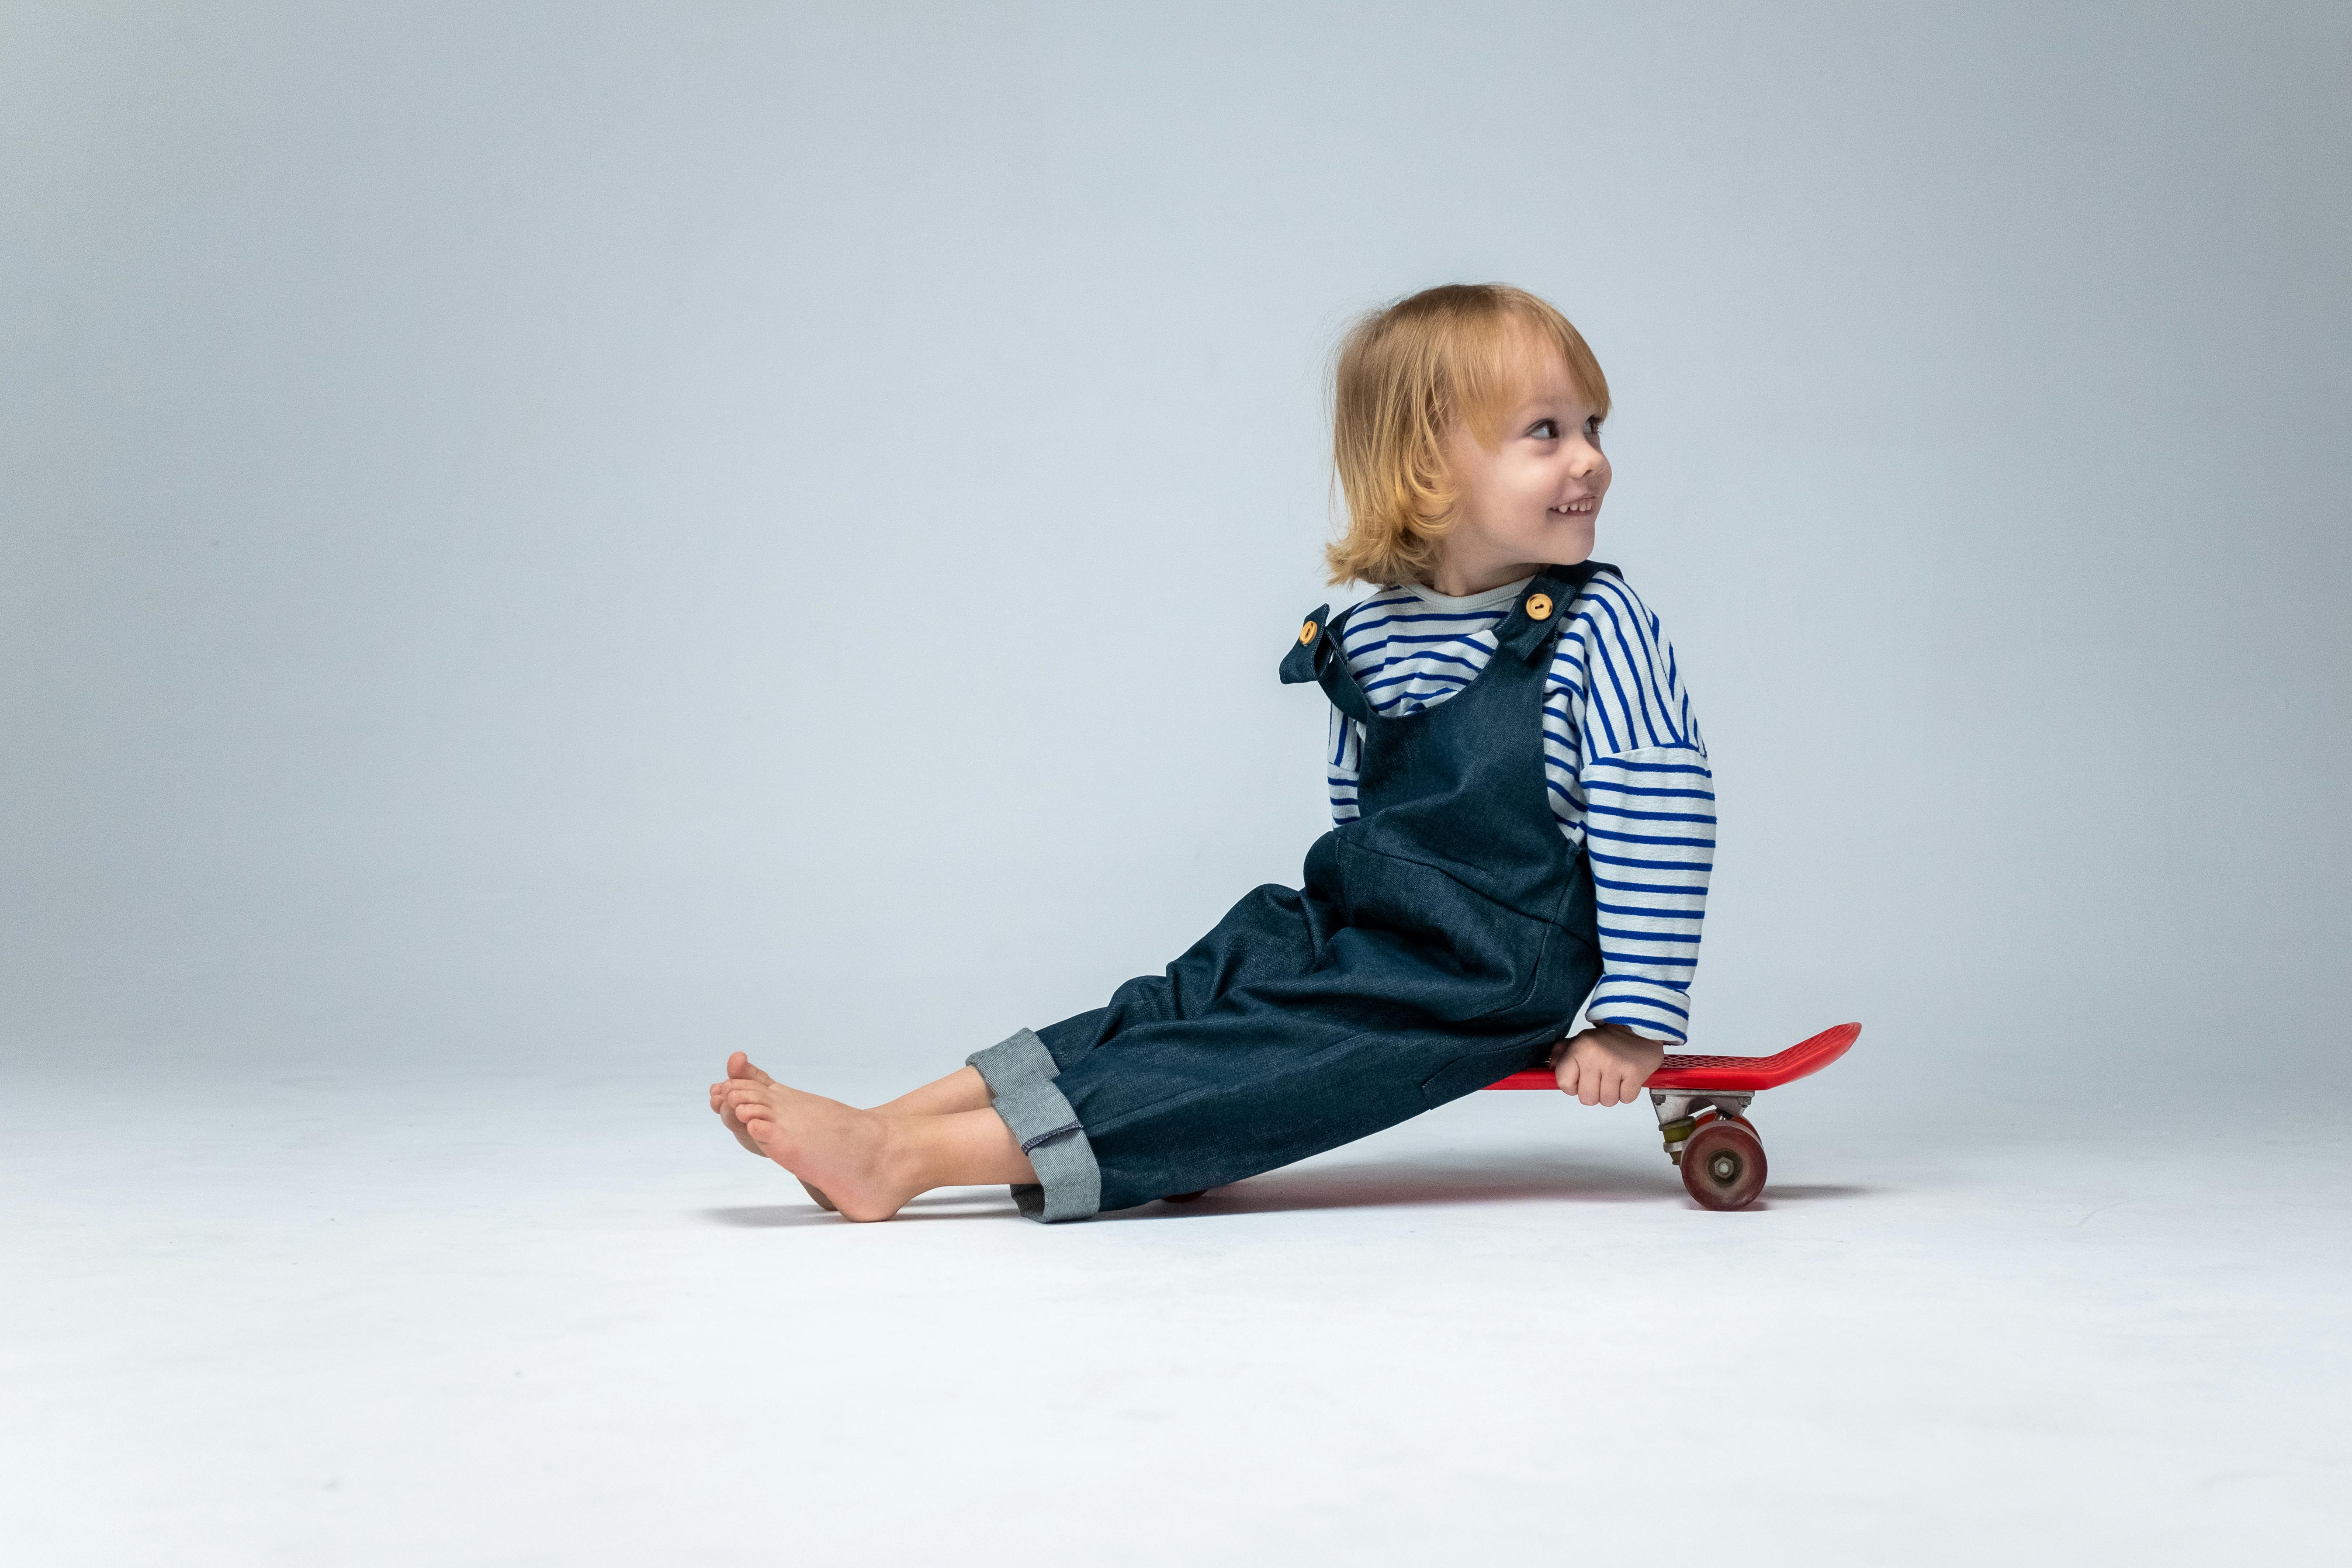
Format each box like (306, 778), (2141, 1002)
(1325, 283), (1611, 588)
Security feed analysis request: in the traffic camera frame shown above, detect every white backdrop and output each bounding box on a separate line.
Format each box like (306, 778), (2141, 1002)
(5, 1), (2348, 1099)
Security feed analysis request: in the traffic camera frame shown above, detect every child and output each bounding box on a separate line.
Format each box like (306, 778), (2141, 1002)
(711, 283), (1715, 1222)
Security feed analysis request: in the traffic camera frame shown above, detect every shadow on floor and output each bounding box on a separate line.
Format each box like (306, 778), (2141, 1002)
(704, 1205), (831, 1228)
(1753, 1183), (1877, 1203)
(703, 1191), (1012, 1227)
(1108, 1146), (1675, 1219)
(1113, 1152), (1887, 1218)
(703, 1153), (1884, 1227)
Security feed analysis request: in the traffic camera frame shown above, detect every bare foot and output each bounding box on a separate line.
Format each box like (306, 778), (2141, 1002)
(708, 1052), (774, 1155)
(715, 1076), (921, 1222)
(710, 1053), (839, 1211)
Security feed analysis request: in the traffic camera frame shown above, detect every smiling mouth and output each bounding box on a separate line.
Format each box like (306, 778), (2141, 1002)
(1551, 499), (1598, 516)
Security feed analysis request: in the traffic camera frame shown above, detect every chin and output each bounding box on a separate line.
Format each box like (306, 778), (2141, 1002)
(1541, 518), (1596, 564)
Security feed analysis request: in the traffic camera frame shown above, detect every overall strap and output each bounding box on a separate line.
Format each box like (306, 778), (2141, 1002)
(1279, 561), (1619, 719)
(1278, 599), (1378, 725)
(1496, 559), (1616, 665)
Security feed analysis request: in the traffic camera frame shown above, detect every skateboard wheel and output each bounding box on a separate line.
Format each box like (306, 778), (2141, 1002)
(1164, 1190), (1208, 1203)
(1679, 1118), (1767, 1210)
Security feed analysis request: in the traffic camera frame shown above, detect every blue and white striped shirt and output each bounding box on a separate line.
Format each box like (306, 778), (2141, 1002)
(1326, 570), (1714, 1045)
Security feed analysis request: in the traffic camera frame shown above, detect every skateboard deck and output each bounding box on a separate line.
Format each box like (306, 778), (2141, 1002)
(1482, 1021), (1861, 1094)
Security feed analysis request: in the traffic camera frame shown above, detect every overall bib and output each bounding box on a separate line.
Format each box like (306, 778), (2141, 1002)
(968, 561), (1612, 1220)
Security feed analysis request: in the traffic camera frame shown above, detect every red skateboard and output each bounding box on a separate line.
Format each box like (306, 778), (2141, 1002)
(1485, 1021), (1862, 1210)
(1161, 1022), (1859, 1211)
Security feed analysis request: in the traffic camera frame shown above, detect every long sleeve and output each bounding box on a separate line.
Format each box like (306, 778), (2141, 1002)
(1545, 575), (1713, 1045)
(1577, 748), (1714, 1043)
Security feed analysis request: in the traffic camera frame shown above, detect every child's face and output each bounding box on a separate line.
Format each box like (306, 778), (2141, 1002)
(1434, 348), (1610, 592)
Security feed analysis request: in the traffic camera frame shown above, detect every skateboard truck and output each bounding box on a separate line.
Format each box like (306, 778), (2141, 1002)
(1651, 1090), (1752, 1162)
(1485, 1021), (1861, 1211)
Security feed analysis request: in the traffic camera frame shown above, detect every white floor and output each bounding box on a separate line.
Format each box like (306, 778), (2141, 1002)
(5, 1054), (2347, 1566)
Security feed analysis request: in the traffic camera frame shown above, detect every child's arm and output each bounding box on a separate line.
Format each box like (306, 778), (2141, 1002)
(1550, 576), (1715, 1049)
(1551, 1021), (1665, 1107)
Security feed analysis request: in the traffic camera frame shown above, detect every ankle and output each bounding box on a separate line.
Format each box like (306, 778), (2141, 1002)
(875, 1112), (939, 1196)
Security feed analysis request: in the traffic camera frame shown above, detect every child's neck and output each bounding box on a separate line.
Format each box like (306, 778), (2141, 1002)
(1422, 557), (1542, 598)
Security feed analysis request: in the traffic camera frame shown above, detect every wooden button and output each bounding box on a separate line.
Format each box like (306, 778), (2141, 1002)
(1299, 619), (1319, 644)
(1525, 593), (1554, 621)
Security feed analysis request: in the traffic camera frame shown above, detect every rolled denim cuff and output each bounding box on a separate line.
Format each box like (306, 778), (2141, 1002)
(964, 1028), (1101, 1223)
(965, 1026), (1060, 1090)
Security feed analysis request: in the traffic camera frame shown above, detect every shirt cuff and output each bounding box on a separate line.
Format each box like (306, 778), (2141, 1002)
(1586, 976), (1691, 1045)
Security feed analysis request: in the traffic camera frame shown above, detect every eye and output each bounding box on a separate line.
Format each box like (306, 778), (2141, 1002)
(1527, 418), (1559, 439)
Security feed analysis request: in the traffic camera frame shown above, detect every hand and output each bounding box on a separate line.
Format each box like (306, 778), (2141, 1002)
(1551, 1022), (1665, 1107)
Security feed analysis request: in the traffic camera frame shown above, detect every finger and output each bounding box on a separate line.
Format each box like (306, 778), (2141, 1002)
(1579, 1067), (1602, 1107)
(1555, 1057), (1580, 1098)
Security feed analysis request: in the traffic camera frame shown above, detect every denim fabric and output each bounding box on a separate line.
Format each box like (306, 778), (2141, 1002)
(966, 1028), (1100, 1222)
(1012, 562), (1611, 1220)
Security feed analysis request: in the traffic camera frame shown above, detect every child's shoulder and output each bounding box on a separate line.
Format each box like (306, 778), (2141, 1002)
(1565, 563), (1668, 633)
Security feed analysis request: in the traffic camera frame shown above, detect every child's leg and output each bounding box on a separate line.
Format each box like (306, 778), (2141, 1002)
(716, 1076), (1037, 1222)
(869, 1065), (991, 1117)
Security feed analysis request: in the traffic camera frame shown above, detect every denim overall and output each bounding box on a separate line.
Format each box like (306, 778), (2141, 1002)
(967, 561), (1612, 1220)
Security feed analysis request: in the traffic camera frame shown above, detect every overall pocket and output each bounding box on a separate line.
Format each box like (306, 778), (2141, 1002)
(1328, 836), (1549, 1012)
